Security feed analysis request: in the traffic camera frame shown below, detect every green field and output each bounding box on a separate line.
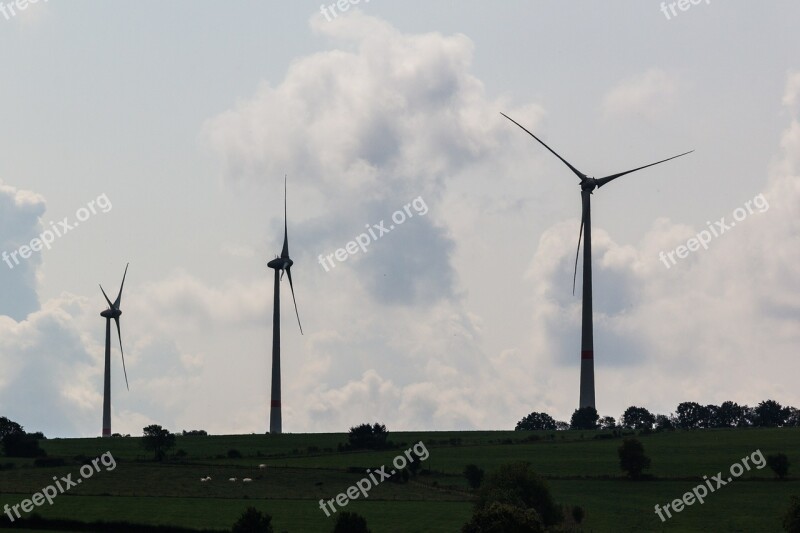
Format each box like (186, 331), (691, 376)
(0, 428), (797, 532)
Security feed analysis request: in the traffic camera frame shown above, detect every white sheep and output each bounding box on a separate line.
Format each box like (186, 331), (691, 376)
(200, 478), (207, 482)
(258, 464), (267, 469)
(229, 477), (237, 482)
(243, 478), (252, 483)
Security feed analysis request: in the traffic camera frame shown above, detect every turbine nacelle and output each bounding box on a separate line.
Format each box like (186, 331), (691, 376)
(100, 308), (122, 319)
(267, 257), (293, 271)
(580, 177), (598, 193)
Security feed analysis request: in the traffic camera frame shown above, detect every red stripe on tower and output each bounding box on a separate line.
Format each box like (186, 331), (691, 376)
(581, 350), (593, 360)
(271, 401), (281, 408)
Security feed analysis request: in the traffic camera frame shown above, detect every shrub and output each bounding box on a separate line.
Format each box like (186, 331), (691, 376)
(227, 449), (242, 459)
(618, 438), (651, 479)
(476, 462), (562, 526)
(231, 507), (273, 533)
(515, 412), (557, 431)
(333, 511), (371, 533)
(768, 453), (790, 480)
(570, 407), (599, 430)
(784, 496), (800, 532)
(462, 502), (543, 533)
(571, 505), (585, 524)
(347, 423), (389, 450)
(2, 432), (46, 458)
(464, 464), (485, 489)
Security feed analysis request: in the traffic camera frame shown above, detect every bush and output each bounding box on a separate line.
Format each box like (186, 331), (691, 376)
(462, 502), (543, 533)
(141, 425), (175, 461)
(515, 412), (557, 431)
(227, 449), (242, 459)
(2, 432), (46, 458)
(347, 423), (389, 450)
(332, 511), (371, 533)
(768, 453), (791, 480)
(231, 507), (273, 533)
(571, 505), (585, 524)
(476, 462), (561, 526)
(784, 496), (800, 532)
(464, 464), (485, 489)
(570, 407), (599, 430)
(618, 438), (651, 479)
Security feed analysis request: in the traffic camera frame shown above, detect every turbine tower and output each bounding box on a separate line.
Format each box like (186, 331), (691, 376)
(501, 113), (692, 409)
(99, 263), (130, 437)
(267, 177), (303, 434)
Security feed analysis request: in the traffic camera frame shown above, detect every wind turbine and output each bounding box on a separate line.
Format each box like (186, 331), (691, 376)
(267, 177), (303, 434)
(99, 263), (130, 437)
(501, 113), (692, 409)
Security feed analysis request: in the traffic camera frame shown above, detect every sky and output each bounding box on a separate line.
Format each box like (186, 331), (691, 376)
(0, 1), (798, 437)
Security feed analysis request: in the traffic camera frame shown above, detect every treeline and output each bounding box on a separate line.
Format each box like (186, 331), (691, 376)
(516, 399), (800, 431)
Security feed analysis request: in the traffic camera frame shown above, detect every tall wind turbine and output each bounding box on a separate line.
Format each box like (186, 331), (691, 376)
(99, 263), (130, 437)
(501, 113), (692, 409)
(267, 178), (303, 434)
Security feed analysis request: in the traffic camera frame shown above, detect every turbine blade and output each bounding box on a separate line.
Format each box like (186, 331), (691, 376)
(286, 267), (303, 335)
(114, 317), (129, 391)
(500, 112), (587, 180)
(99, 285), (114, 309)
(114, 263), (129, 309)
(595, 150), (694, 188)
(281, 175), (290, 259)
(573, 196), (588, 296)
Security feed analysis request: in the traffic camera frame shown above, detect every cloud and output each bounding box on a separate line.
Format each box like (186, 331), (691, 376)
(602, 68), (684, 120)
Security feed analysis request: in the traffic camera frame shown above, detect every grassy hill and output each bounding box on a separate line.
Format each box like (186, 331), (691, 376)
(0, 428), (797, 532)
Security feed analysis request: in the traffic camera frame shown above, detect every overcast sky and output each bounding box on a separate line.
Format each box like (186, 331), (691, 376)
(1, 1), (798, 437)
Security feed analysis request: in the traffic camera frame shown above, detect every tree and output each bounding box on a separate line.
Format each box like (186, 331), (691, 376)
(784, 496), (800, 533)
(767, 453), (790, 480)
(141, 425), (176, 461)
(476, 462), (562, 526)
(654, 414), (675, 431)
(752, 400), (790, 427)
(2, 432), (45, 458)
(569, 407), (599, 430)
(555, 421), (570, 431)
(713, 401), (749, 427)
(462, 502), (544, 533)
(231, 507), (273, 533)
(0, 417), (23, 440)
(620, 407), (655, 430)
(515, 412), (556, 431)
(787, 408), (800, 428)
(333, 511), (371, 533)
(618, 438), (651, 479)
(598, 416), (617, 430)
(464, 464), (485, 489)
(676, 402), (708, 429)
(347, 423), (388, 450)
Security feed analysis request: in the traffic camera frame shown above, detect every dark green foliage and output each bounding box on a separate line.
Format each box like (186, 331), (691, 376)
(570, 406), (599, 430)
(332, 511), (371, 533)
(676, 402), (708, 429)
(784, 496), (800, 532)
(231, 507), (273, 533)
(713, 401), (750, 427)
(621, 406), (655, 430)
(654, 414), (675, 431)
(571, 505), (585, 524)
(462, 502), (543, 533)
(515, 412), (556, 431)
(0, 417), (23, 440)
(2, 432), (46, 457)
(476, 462), (562, 526)
(182, 429), (208, 436)
(142, 425), (176, 461)
(464, 464), (485, 489)
(227, 449), (242, 459)
(0, 513), (227, 532)
(347, 423), (389, 450)
(618, 438), (651, 479)
(767, 453), (790, 479)
(753, 400), (791, 427)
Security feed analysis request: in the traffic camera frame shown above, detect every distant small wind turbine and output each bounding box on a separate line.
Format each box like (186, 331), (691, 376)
(501, 112), (692, 410)
(99, 263), (130, 437)
(267, 178), (303, 434)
